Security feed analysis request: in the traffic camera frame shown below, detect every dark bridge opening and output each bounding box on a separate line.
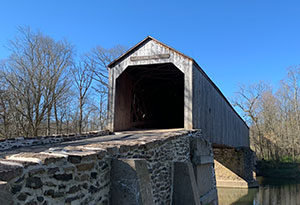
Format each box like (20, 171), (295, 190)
(114, 63), (184, 131)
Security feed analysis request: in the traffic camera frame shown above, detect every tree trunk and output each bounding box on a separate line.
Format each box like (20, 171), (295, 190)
(54, 102), (59, 134)
(47, 107), (51, 135)
(79, 96), (83, 134)
(66, 120), (69, 134)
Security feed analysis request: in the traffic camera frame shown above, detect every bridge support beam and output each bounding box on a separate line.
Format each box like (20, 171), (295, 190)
(110, 159), (154, 205)
(213, 147), (258, 188)
(189, 136), (218, 204)
(172, 162), (201, 205)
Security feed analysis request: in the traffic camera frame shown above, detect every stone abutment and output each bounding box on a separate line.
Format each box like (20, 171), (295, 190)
(0, 129), (218, 205)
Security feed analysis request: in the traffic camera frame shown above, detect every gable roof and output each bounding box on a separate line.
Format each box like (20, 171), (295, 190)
(107, 36), (193, 68)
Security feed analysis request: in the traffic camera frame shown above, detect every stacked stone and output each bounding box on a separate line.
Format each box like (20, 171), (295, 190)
(0, 150), (111, 205)
(0, 130), (110, 151)
(213, 147), (257, 188)
(112, 133), (191, 204)
(0, 129), (206, 205)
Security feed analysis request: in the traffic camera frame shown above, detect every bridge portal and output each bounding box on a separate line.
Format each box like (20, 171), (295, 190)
(114, 63), (184, 131)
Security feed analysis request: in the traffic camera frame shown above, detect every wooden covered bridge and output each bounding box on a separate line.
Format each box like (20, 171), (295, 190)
(107, 36), (249, 148)
(107, 36), (257, 204)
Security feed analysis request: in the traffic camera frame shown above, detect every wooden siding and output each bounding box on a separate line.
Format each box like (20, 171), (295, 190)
(192, 64), (249, 147)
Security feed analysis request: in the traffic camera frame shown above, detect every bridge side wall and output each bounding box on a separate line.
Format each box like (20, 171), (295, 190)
(0, 131), (216, 205)
(192, 63), (249, 147)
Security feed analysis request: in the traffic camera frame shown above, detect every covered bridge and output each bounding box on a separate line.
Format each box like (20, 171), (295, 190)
(107, 36), (249, 149)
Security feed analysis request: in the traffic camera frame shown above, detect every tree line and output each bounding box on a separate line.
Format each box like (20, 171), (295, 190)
(0, 27), (125, 138)
(232, 66), (300, 162)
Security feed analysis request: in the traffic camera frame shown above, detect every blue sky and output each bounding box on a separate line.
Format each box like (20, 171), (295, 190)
(0, 0), (299, 99)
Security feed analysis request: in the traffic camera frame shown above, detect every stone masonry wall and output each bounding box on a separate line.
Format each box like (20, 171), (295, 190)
(0, 130), (213, 205)
(1, 151), (111, 205)
(113, 133), (191, 204)
(213, 147), (256, 185)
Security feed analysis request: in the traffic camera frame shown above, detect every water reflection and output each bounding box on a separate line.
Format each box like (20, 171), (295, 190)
(218, 177), (300, 205)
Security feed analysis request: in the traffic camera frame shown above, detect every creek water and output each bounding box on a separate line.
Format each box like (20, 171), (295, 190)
(217, 177), (300, 205)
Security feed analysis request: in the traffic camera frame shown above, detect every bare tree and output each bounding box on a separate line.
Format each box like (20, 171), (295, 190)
(52, 89), (74, 134)
(233, 66), (300, 161)
(87, 45), (126, 90)
(0, 70), (10, 138)
(85, 45), (125, 129)
(0, 27), (126, 138)
(72, 59), (93, 134)
(232, 82), (269, 157)
(1, 27), (73, 137)
(276, 66), (300, 160)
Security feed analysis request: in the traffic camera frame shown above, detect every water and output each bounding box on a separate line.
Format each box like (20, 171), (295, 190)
(218, 177), (300, 205)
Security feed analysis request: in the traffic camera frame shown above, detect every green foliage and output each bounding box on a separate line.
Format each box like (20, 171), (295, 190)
(257, 159), (300, 179)
(281, 156), (300, 163)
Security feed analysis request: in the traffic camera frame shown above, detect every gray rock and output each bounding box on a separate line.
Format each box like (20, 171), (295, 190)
(26, 177), (43, 189)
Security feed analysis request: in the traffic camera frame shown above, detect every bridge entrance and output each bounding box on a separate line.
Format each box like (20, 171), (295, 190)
(114, 63), (184, 131)
(108, 37), (255, 189)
